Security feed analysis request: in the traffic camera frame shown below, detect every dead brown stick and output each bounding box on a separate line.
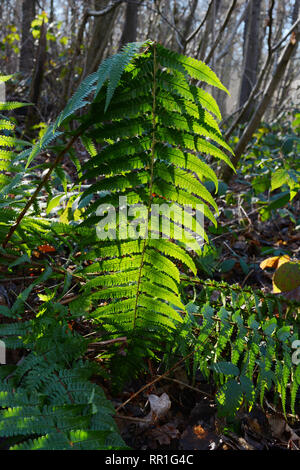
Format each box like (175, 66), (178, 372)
(185, 0), (214, 45)
(3, 133), (80, 249)
(87, 0), (125, 17)
(0, 276), (39, 282)
(159, 375), (214, 399)
(114, 413), (151, 424)
(88, 337), (128, 348)
(0, 252), (84, 282)
(116, 336), (211, 412)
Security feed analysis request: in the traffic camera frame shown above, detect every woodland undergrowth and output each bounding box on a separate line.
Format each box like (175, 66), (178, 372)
(0, 42), (299, 450)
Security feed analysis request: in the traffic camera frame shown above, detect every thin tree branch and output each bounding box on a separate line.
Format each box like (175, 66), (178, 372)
(0, 252), (84, 281)
(88, 0), (184, 42)
(221, 29), (300, 182)
(225, 14), (300, 140)
(185, 0), (214, 44)
(205, 0), (238, 64)
(216, 0), (250, 62)
(271, 16), (300, 52)
(182, 0), (199, 41)
(3, 133), (81, 248)
(267, 0), (275, 56)
(116, 337), (211, 412)
(87, 0), (125, 17)
(153, 0), (185, 42)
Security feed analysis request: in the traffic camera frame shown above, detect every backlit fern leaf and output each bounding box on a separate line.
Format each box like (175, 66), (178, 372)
(68, 43), (233, 371)
(173, 281), (300, 418)
(0, 374), (126, 450)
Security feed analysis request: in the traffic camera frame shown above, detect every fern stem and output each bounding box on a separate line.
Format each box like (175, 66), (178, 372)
(131, 43), (158, 331)
(42, 353), (75, 405)
(180, 275), (300, 308)
(191, 312), (284, 342)
(0, 252), (84, 281)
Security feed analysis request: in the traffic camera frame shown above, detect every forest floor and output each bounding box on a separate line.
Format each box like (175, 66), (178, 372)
(108, 178), (300, 451)
(1, 141), (299, 451)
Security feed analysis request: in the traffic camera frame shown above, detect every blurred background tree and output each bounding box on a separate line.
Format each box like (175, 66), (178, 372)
(0, 0), (299, 180)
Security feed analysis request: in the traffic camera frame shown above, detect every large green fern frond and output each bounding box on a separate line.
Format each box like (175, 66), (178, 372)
(67, 42), (234, 374)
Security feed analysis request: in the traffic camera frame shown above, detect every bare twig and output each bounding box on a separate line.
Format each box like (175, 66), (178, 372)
(3, 133), (80, 248)
(87, 0), (125, 17)
(0, 276), (38, 282)
(224, 15), (300, 142)
(205, 0), (237, 64)
(59, 295), (80, 305)
(88, 337), (127, 348)
(185, 0), (214, 44)
(116, 339), (211, 412)
(216, 0), (250, 62)
(159, 376), (214, 398)
(221, 27), (300, 182)
(267, 0), (275, 56)
(153, 0), (184, 42)
(0, 252), (84, 282)
(241, 269), (255, 288)
(272, 17), (300, 52)
(114, 414), (151, 423)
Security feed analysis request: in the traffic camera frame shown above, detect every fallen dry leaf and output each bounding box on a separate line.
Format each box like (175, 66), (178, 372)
(272, 261), (300, 293)
(149, 423), (180, 446)
(267, 413), (300, 446)
(148, 393), (171, 418)
(260, 256), (300, 294)
(260, 255), (290, 270)
(140, 393), (171, 428)
(180, 424), (220, 450)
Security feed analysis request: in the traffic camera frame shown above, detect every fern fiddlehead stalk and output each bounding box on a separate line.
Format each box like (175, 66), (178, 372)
(132, 42), (158, 331)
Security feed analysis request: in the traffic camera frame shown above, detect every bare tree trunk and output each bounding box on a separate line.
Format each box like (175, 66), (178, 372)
(119, 0), (140, 50)
(220, 29), (300, 183)
(181, 0), (198, 52)
(19, 0), (36, 74)
(84, 0), (120, 77)
(183, 0), (198, 39)
(239, 0), (262, 121)
(49, 0), (54, 23)
(25, 21), (47, 135)
(273, 0), (299, 115)
(156, 0), (172, 45)
(198, 0), (219, 61)
(205, 0), (237, 65)
(216, 0), (249, 62)
(168, 0), (183, 51)
(215, 48), (233, 116)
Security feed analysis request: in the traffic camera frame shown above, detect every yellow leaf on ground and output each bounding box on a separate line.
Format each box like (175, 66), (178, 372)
(272, 261), (300, 293)
(260, 255), (290, 270)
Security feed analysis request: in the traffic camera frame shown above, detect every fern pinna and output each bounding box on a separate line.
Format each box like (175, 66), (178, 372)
(0, 75), (33, 242)
(0, 304), (127, 450)
(170, 280), (300, 418)
(69, 41), (234, 374)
